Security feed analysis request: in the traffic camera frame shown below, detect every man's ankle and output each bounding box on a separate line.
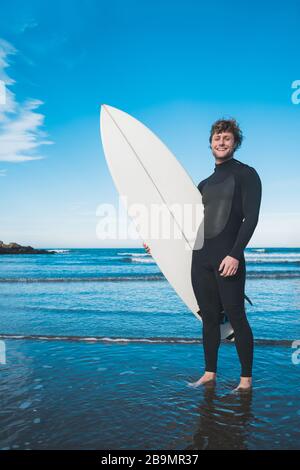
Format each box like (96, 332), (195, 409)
(205, 371), (216, 377)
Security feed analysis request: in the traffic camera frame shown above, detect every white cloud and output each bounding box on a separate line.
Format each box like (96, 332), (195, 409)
(0, 38), (53, 163)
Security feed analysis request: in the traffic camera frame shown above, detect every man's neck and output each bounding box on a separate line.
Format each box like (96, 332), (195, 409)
(214, 155), (234, 165)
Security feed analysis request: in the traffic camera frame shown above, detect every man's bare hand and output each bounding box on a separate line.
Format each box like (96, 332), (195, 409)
(219, 255), (239, 277)
(143, 242), (151, 254)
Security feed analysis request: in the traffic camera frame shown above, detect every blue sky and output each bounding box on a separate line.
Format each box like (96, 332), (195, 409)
(0, 0), (299, 247)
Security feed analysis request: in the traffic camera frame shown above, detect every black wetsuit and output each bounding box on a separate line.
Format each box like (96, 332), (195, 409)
(191, 157), (262, 377)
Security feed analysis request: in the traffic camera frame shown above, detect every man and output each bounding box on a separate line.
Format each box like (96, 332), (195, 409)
(144, 118), (262, 392)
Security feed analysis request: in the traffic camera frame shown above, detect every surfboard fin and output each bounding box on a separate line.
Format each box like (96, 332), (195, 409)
(225, 332), (235, 342)
(196, 310), (203, 320)
(221, 294), (253, 341)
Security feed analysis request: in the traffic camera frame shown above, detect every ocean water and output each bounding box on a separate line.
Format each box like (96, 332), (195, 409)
(0, 247), (299, 450)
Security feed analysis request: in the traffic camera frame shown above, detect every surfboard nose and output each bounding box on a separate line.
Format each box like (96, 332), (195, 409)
(101, 104), (115, 111)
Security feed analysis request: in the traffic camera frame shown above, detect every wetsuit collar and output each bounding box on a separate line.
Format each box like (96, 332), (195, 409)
(214, 157), (235, 171)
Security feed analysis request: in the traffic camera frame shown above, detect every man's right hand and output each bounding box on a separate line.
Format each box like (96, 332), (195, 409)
(143, 242), (151, 254)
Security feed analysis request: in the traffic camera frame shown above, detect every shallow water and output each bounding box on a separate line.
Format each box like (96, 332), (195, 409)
(0, 340), (299, 450)
(0, 248), (299, 449)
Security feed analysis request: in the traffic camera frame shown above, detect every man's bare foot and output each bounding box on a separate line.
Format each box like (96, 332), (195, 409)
(187, 371), (216, 388)
(233, 376), (252, 392)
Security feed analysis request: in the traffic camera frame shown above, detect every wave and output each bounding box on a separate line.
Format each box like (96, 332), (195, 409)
(0, 275), (165, 283)
(246, 252), (300, 258)
(246, 259), (300, 264)
(117, 252), (149, 257)
(246, 271), (300, 279)
(0, 333), (292, 346)
(50, 249), (70, 254)
(131, 257), (154, 263)
(116, 250), (300, 265)
(1, 270), (300, 283)
(121, 256), (154, 264)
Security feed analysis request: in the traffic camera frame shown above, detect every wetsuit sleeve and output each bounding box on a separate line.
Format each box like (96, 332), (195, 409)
(228, 167), (262, 261)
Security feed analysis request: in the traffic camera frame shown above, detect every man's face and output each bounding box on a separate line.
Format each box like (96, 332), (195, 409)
(211, 132), (235, 160)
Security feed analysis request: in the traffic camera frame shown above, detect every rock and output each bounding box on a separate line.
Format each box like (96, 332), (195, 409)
(7, 242), (22, 249)
(0, 241), (55, 255)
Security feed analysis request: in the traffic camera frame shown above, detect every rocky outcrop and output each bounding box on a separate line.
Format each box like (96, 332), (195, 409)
(0, 241), (55, 255)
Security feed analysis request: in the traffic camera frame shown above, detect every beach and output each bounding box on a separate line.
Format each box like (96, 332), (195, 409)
(0, 248), (299, 449)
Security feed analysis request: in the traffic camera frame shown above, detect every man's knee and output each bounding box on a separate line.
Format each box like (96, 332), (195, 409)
(223, 304), (246, 323)
(198, 307), (221, 326)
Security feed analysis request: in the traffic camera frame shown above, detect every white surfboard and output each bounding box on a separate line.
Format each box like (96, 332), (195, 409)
(100, 104), (233, 340)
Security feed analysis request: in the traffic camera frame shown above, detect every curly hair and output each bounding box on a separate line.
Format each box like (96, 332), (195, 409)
(209, 118), (243, 151)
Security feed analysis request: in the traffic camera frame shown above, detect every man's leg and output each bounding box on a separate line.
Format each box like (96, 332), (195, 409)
(214, 256), (254, 380)
(191, 252), (223, 375)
